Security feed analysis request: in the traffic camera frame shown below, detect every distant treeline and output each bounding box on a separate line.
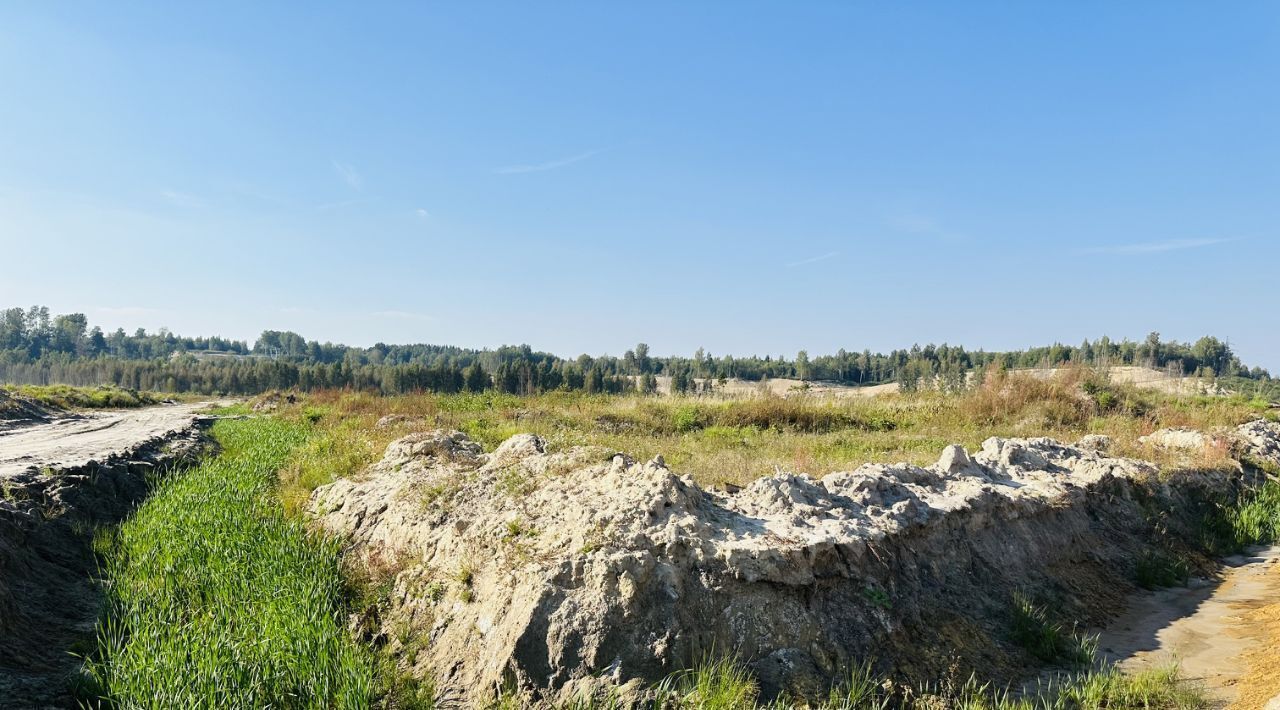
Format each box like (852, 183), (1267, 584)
(0, 305), (1273, 397)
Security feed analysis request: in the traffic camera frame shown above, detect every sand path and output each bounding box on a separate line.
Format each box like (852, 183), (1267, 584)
(1098, 545), (1280, 709)
(0, 401), (219, 477)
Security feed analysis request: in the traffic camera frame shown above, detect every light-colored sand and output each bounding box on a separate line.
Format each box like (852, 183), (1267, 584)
(0, 402), (219, 477)
(1020, 365), (1222, 395)
(649, 366), (1210, 400)
(1097, 545), (1280, 708)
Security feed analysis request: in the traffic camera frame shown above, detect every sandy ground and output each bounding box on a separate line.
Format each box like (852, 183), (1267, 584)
(649, 366), (1206, 400)
(1022, 365), (1221, 396)
(0, 401), (221, 478)
(1098, 544), (1280, 709)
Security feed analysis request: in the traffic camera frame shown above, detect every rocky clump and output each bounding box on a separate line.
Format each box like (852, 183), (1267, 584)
(1236, 419), (1280, 470)
(309, 420), (1280, 706)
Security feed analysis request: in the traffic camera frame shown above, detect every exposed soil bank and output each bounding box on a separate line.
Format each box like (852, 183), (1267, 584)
(0, 404), (217, 707)
(1100, 544), (1280, 709)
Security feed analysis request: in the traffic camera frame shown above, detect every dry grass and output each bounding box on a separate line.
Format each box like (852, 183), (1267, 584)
(266, 368), (1267, 495)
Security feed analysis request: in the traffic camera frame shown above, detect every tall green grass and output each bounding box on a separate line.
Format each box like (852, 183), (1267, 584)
(1226, 480), (1280, 548)
(82, 417), (373, 708)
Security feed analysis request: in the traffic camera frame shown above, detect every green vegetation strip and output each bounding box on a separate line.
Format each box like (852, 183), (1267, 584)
(2, 384), (159, 411)
(83, 417), (372, 708)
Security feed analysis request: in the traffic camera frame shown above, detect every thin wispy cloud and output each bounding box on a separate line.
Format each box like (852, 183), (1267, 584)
(223, 181), (289, 206)
(160, 189), (204, 208)
(332, 160), (364, 190)
(316, 197), (373, 211)
(786, 251), (839, 268)
(96, 306), (164, 317)
(494, 150), (600, 175)
(371, 310), (434, 322)
(415, 208), (430, 219)
(885, 212), (965, 242)
(1080, 237), (1237, 255)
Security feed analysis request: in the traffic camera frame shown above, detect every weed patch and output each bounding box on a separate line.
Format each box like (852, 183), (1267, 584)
(1010, 592), (1096, 667)
(1135, 550), (1191, 590)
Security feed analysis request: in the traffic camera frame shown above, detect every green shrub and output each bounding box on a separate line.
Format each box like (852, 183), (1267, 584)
(826, 660), (889, 709)
(1058, 664), (1204, 709)
(673, 405), (704, 433)
(12, 384), (159, 410)
(1095, 391), (1117, 411)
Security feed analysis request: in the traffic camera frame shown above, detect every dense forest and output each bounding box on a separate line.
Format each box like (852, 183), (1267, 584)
(0, 305), (1273, 397)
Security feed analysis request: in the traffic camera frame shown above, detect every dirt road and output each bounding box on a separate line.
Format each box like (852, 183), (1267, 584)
(0, 401), (218, 478)
(1098, 544), (1280, 709)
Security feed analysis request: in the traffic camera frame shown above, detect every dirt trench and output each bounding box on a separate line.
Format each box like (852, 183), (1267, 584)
(0, 404), (217, 707)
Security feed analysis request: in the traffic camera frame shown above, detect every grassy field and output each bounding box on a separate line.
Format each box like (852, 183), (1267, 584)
(82, 417), (373, 708)
(273, 367), (1274, 508)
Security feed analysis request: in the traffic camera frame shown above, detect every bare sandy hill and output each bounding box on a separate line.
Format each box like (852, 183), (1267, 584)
(651, 365), (1217, 400)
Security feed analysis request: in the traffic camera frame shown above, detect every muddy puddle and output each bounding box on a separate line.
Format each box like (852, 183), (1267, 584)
(1098, 544), (1280, 709)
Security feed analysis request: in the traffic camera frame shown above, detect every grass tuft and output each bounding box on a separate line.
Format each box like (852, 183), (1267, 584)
(653, 654), (760, 709)
(1010, 592), (1097, 667)
(1135, 550), (1191, 590)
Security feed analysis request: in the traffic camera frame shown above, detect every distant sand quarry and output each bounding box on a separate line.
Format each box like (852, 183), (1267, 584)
(648, 365), (1220, 399)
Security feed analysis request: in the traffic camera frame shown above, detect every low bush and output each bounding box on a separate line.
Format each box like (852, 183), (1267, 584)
(594, 655), (1205, 710)
(652, 654), (760, 709)
(1057, 664), (1204, 709)
(1227, 481), (1280, 547)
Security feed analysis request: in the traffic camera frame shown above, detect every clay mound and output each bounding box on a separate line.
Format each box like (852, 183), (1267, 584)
(309, 420), (1280, 705)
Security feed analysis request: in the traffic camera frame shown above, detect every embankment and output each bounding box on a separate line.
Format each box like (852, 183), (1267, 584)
(310, 420), (1280, 706)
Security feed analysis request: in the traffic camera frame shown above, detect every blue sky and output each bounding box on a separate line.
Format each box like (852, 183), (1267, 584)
(1, 2), (1277, 369)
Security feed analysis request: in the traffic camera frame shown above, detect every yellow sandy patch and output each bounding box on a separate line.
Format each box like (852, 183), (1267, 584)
(1229, 565), (1280, 710)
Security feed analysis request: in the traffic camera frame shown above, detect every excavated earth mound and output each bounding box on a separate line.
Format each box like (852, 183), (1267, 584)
(310, 422), (1280, 706)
